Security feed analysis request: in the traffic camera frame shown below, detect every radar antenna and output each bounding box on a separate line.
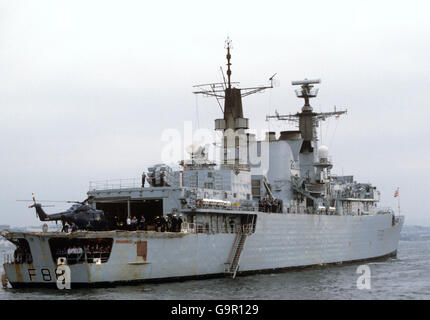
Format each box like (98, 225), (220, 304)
(292, 78), (321, 112)
(266, 78), (347, 153)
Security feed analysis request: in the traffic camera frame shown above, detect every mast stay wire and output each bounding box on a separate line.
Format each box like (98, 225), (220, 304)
(319, 105), (323, 145)
(329, 114), (340, 150)
(267, 86), (272, 132)
(195, 94), (200, 129)
(325, 113), (330, 146)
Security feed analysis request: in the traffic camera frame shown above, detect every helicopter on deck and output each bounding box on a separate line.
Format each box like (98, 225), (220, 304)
(24, 193), (107, 231)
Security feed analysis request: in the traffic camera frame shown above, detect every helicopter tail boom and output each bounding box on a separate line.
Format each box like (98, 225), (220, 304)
(29, 203), (49, 221)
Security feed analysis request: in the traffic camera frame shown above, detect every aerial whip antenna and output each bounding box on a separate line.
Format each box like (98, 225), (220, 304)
(225, 37), (233, 89)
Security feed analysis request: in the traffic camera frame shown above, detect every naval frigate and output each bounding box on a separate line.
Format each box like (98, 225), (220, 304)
(1, 39), (404, 288)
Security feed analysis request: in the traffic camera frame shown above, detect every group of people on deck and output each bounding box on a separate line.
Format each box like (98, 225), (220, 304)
(126, 216), (147, 231)
(258, 197), (283, 213)
(124, 214), (183, 232)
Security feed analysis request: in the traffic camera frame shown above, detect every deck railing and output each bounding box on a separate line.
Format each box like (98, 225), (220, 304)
(52, 251), (111, 264)
(377, 207), (395, 214)
(2, 252), (32, 265)
(2, 252), (12, 264)
(89, 178), (141, 191)
(181, 222), (254, 235)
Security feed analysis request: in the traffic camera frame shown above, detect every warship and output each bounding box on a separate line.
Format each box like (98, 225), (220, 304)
(1, 39), (404, 288)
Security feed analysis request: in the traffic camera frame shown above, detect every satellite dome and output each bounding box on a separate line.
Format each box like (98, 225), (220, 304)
(186, 143), (202, 154)
(318, 145), (329, 159)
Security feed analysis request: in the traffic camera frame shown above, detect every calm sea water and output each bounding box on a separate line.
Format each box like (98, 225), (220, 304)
(1, 238), (429, 300)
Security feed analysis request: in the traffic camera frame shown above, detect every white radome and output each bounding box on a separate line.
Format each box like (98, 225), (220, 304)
(186, 143), (202, 155)
(318, 145), (329, 159)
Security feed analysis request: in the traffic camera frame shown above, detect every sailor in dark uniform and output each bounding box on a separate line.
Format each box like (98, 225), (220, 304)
(160, 172), (166, 186)
(61, 217), (69, 233)
(177, 215), (183, 232)
(171, 214), (178, 232)
(138, 216), (146, 230)
(154, 216), (162, 232)
(166, 215), (173, 231)
(141, 172), (146, 188)
(161, 216), (167, 232)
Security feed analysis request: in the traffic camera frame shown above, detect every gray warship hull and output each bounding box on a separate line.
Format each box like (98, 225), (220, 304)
(2, 212), (403, 287)
(1, 40), (405, 288)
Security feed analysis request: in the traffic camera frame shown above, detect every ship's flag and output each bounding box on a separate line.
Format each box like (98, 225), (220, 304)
(394, 188), (399, 197)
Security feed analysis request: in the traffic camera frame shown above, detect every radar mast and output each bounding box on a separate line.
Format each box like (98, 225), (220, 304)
(193, 38), (275, 169)
(267, 79), (347, 153)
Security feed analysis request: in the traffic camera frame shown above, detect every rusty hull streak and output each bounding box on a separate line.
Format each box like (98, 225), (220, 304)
(35, 234), (51, 263)
(13, 264), (23, 282)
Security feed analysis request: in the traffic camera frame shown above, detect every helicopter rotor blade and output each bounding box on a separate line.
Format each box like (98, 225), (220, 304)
(17, 199), (80, 203)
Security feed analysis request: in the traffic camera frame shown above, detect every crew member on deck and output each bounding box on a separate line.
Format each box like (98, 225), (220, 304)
(154, 216), (162, 232)
(160, 172), (166, 186)
(131, 216), (138, 231)
(177, 215), (183, 232)
(138, 216), (146, 230)
(171, 215), (178, 232)
(161, 216), (167, 232)
(61, 217), (69, 233)
(229, 218), (235, 233)
(141, 172), (146, 188)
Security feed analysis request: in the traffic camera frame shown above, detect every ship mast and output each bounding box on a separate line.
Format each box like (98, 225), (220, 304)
(193, 38), (275, 169)
(266, 79), (347, 153)
(226, 37), (232, 89)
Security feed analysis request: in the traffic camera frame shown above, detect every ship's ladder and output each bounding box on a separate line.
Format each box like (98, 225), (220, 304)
(224, 225), (249, 279)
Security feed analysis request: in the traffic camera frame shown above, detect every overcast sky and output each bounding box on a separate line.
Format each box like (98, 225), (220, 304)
(0, 0), (429, 226)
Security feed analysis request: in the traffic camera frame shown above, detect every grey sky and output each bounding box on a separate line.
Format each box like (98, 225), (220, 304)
(0, 0), (429, 226)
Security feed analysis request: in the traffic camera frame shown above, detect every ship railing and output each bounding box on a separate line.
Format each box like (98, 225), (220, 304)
(2, 252), (13, 264)
(2, 252), (33, 265)
(194, 203), (257, 212)
(181, 222), (196, 234)
(89, 178), (141, 191)
(54, 251), (110, 265)
(181, 222), (254, 235)
(181, 222), (211, 234)
(376, 207), (395, 215)
(240, 223), (254, 235)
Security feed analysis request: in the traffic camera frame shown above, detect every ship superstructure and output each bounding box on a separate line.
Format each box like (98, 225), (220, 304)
(1, 40), (403, 288)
